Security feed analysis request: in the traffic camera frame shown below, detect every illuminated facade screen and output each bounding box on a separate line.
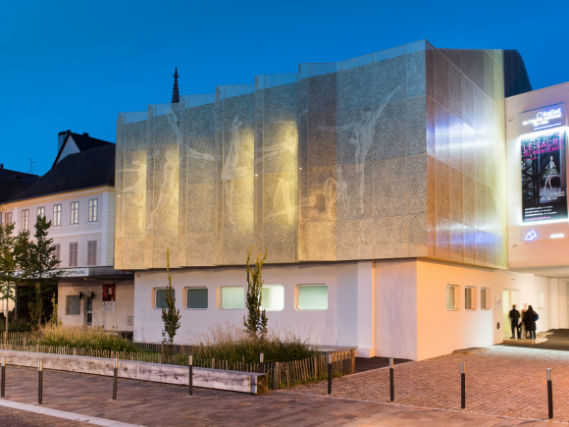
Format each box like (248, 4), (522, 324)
(519, 104), (568, 223)
(116, 41), (515, 270)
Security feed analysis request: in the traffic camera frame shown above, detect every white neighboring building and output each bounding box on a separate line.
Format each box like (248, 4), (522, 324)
(0, 131), (134, 334)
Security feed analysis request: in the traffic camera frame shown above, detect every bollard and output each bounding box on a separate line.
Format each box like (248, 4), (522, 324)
(389, 358), (394, 402)
(547, 368), (553, 419)
(327, 354), (333, 395)
(1, 357), (5, 398)
(461, 362), (465, 409)
(259, 353), (264, 374)
(38, 361), (43, 405)
(188, 355), (193, 396)
(111, 358), (118, 401)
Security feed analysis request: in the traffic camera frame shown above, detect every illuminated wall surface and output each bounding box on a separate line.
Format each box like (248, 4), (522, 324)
(115, 40), (509, 269)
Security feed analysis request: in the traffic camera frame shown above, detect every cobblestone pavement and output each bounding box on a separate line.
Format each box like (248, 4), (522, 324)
(0, 363), (562, 426)
(0, 406), (89, 426)
(286, 346), (569, 422)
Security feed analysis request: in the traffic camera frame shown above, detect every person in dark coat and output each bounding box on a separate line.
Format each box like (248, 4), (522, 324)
(509, 304), (520, 339)
(525, 305), (538, 339)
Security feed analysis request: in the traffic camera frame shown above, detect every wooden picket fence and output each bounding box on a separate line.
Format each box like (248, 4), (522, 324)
(0, 332), (355, 390)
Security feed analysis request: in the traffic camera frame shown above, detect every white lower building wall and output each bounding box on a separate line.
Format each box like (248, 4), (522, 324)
(58, 280), (134, 332)
(133, 263), (360, 346)
(132, 259), (560, 361)
(415, 260), (550, 360)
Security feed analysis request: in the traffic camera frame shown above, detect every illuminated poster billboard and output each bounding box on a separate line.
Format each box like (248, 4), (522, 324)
(520, 103), (568, 223)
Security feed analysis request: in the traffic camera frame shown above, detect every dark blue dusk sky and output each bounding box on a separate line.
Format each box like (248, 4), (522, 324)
(2, 0), (568, 175)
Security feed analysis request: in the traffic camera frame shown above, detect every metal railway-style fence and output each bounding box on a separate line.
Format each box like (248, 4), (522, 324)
(0, 332), (355, 390)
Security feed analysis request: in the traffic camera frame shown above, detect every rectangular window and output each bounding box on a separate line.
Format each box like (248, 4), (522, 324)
(69, 242), (78, 267)
(53, 204), (61, 226)
(5, 212), (12, 226)
(465, 287), (476, 310)
(86, 297), (93, 325)
(54, 244), (61, 268)
(538, 291), (545, 309)
(87, 240), (97, 266)
(297, 285), (328, 310)
(37, 207), (45, 218)
(21, 209), (29, 231)
(220, 287), (244, 310)
(447, 285), (457, 310)
(88, 198), (98, 222)
(481, 288), (491, 310)
(261, 285), (284, 311)
(155, 289), (175, 309)
(66, 295), (80, 315)
(186, 288), (208, 309)
(70, 202), (79, 224)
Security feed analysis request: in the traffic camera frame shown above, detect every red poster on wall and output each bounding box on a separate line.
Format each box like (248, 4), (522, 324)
(103, 283), (116, 312)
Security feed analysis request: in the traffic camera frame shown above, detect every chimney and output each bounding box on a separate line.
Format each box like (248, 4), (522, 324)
(58, 130), (70, 151)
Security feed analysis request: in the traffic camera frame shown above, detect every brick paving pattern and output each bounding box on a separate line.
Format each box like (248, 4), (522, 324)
(287, 346), (569, 422)
(0, 363), (561, 426)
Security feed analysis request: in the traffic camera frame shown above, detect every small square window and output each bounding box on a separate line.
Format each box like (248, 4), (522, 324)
(261, 285), (284, 311)
(66, 295), (80, 315)
(186, 288), (208, 309)
(37, 207), (45, 218)
(447, 285), (458, 311)
(155, 289), (175, 309)
(220, 287), (244, 310)
(465, 287), (477, 310)
(297, 285), (328, 310)
(481, 288), (491, 310)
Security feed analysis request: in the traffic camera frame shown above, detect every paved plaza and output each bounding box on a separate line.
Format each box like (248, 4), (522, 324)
(288, 345), (569, 422)
(0, 349), (566, 426)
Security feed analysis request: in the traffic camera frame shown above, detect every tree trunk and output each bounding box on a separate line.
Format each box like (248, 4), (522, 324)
(13, 285), (17, 321)
(5, 307), (8, 343)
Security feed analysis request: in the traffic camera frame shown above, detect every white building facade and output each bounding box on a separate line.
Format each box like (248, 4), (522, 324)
(0, 132), (134, 333)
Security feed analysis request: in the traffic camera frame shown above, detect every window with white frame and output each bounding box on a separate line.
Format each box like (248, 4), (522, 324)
(538, 291), (545, 309)
(53, 204), (61, 226)
(66, 295), (80, 315)
(87, 241), (97, 266)
(5, 212), (12, 226)
(186, 288), (208, 309)
(261, 285), (284, 311)
(155, 288), (175, 309)
(481, 288), (491, 310)
(69, 242), (78, 267)
(70, 202), (79, 224)
(37, 207), (45, 218)
(447, 285), (458, 310)
(54, 244), (61, 268)
(86, 296), (93, 325)
(465, 287), (477, 310)
(220, 287), (244, 309)
(21, 209), (29, 231)
(297, 285), (328, 310)
(88, 198), (98, 222)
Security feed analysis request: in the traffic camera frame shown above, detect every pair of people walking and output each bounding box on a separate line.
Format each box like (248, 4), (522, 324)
(509, 304), (539, 339)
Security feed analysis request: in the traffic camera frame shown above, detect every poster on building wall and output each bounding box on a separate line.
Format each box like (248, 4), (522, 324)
(519, 104), (568, 223)
(103, 283), (116, 312)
